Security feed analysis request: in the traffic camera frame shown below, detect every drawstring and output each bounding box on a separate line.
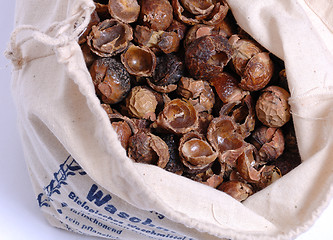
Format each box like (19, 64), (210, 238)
(5, 4), (94, 70)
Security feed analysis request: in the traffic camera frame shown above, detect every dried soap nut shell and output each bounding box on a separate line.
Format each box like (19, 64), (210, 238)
(185, 35), (232, 80)
(177, 77), (215, 113)
(148, 53), (184, 93)
(250, 126), (285, 163)
(128, 131), (170, 168)
(255, 165), (282, 190)
(121, 45), (156, 77)
(89, 57), (131, 104)
(218, 180), (253, 202)
(209, 72), (249, 103)
(108, 0), (140, 23)
(172, 0), (229, 26)
(126, 86), (158, 121)
(206, 115), (247, 167)
(229, 35), (262, 76)
(179, 131), (218, 171)
(154, 98), (198, 135)
(167, 20), (188, 40)
(180, 0), (214, 16)
(236, 144), (263, 183)
(87, 19), (133, 57)
(111, 121), (132, 150)
(239, 52), (274, 91)
(157, 32), (181, 54)
(219, 94), (256, 138)
(256, 86), (291, 127)
(140, 0), (174, 31)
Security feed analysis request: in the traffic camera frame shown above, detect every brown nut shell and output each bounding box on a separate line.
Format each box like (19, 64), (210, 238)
(140, 0), (173, 31)
(157, 32), (181, 54)
(154, 99), (198, 135)
(177, 77), (215, 113)
(239, 52), (274, 91)
(89, 57), (131, 104)
(256, 86), (291, 127)
(229, 35), (262, 76)
(108, 0), (140, 23)
(207, 115), (247, 167)
(179, 131), (218, 171)
(218, 180), (253, 202)
(185, 35), (232, 80)
(180, 0), (214, 16)
(202, 0), (229, 25)
(147, 53), (184, 93)
(209, 72), (249, 103)
(250, 126), (285, 163)
(128, 131), (170, 168)
(236, 144), (263, 183)
(121, 45), (156, 77)
(126, 86), (158, 121)
(219, 94), (256, 138)
(167, 20), (188, 40)
(87, 19), (133, 57)
(255, 165), (282, 190)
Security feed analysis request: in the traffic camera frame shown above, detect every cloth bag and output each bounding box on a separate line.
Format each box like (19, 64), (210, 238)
(6, 0), (333, 239)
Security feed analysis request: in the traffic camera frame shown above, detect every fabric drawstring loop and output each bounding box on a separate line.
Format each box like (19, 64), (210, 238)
(5, 4), (94, 70)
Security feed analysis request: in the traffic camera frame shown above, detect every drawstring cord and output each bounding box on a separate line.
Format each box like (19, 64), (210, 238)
(5, 4), (94, 70)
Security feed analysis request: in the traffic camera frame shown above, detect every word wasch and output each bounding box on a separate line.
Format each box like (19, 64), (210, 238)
(68, 184), (164, 225)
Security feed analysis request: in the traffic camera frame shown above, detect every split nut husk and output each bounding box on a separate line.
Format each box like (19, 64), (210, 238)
(239, 52), (274, 91)
(177, 77), (215, 113)
(207, 115), (247, 167)
(179, 131), (218, 172)
(250, 126), (285, 163)
(185, 35), (232, 80)
(90, 57), (131, 104)
(128, 131), (169, 168)
(154, 98), (198, 134)
(218, 180), (253, 202)
(108, 0), (140, 23)
(139, 0), (173, 31)
(121, 45), (156, 77)
(87, 19), (133, 57)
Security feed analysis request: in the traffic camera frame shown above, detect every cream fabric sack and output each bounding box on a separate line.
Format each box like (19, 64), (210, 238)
(6, 0), (333, 239)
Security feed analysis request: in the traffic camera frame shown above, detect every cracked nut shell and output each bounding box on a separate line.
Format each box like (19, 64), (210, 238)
(256, 86), (291, 127)
(177, 77), (215, 113)
(179, 131), (218, 172)
(90, 57), (131, 104)
(87, 19), (133, 57)
(121, 45), (156, 77)
(154, 98), (198, 134)
(108, 0), (140, 23)
(128, 131), (170, 168)
(218, 180), (253, 202)
(125, 86), (158, 121)
(239, 52), (274, 91)
(139, 0), (173, 31)
(185, 35), (232, 80)
(250, 126), (285, 163)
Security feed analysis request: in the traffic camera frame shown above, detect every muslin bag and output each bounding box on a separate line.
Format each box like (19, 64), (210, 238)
(6, 0), (333, 239)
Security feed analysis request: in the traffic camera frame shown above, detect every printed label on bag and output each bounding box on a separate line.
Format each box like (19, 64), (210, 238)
(37, 155), (197, 240)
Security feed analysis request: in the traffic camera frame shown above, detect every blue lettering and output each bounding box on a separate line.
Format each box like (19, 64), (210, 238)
(104, 204), (117, 214)
(117, 212), (130, 219)
(86, 184), (112, 207)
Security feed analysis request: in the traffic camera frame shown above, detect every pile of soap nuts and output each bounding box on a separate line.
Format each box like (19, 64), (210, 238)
(79, 0), (301, 201)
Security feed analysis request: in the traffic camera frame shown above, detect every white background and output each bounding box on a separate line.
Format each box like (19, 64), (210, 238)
(1, 1), (333, 240)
